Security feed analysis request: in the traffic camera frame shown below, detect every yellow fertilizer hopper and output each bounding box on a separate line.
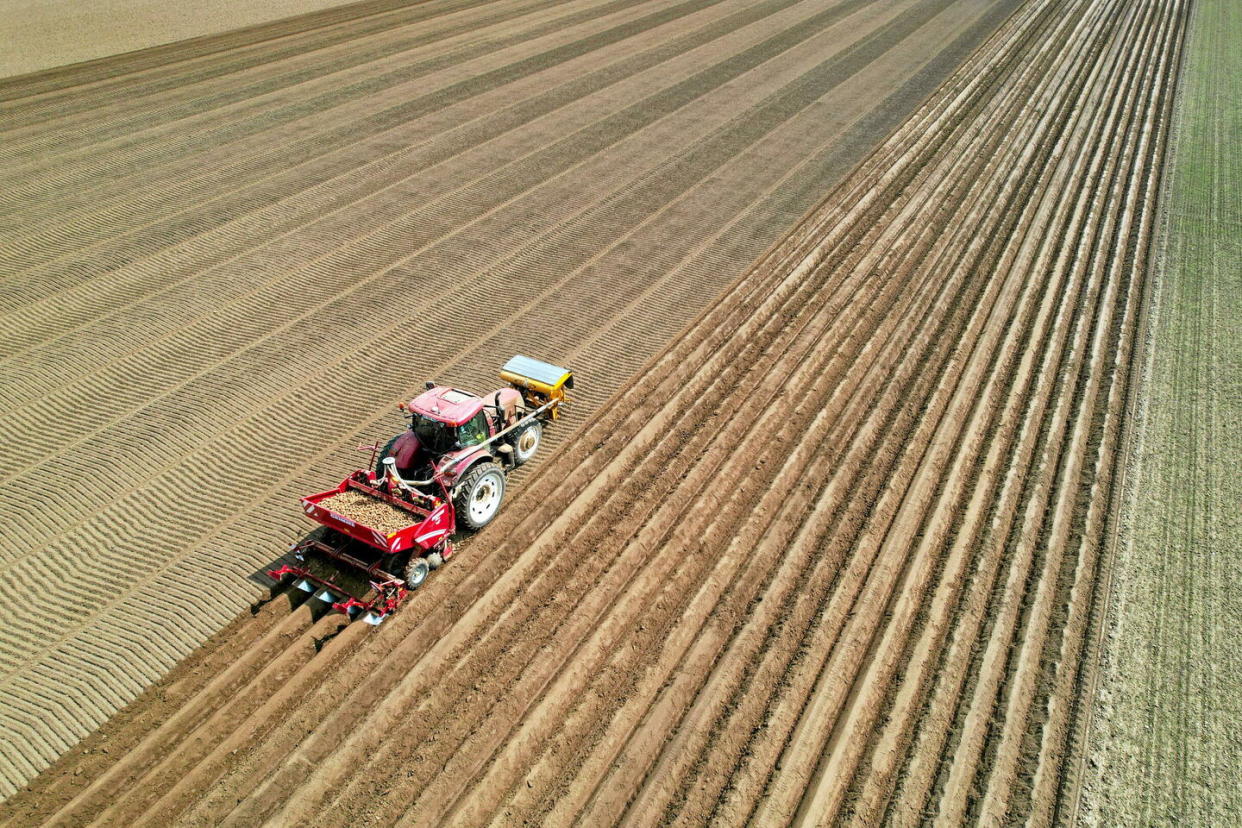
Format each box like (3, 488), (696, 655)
(500, 354), (574, 419)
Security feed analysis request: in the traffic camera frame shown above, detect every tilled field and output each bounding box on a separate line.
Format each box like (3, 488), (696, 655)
(0, 0), (1187, 822)
(0, 0), (1017, 795)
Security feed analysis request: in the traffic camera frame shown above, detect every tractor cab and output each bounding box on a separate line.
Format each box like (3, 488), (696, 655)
(405, 385), (520, 450)
(406, 387), (488, 451)
(387, 384), (524, 489)
(408, 387), (485, 428)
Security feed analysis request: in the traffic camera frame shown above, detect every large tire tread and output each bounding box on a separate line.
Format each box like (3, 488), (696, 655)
(375, 433), (402, 479)
(511, 420), (542, 467)
(453, 462), (506, 531)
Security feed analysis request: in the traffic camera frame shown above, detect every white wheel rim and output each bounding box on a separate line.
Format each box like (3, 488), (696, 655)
(518, 428), (538, 456)
(469, 471), (504, 523)
(408, 563), (427, 586)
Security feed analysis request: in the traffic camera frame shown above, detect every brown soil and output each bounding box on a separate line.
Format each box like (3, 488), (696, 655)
(0, 0), (368, 79)
(0, 0), (1017, 799)
(0, 0), (1187, 821)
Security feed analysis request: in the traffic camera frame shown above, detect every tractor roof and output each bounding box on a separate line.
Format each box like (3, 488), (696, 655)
(408, 386), (484, 426)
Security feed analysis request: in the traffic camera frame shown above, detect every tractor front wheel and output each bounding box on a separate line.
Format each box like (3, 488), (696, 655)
(404, 556), (430, 589)
(454, 462), (506, 530)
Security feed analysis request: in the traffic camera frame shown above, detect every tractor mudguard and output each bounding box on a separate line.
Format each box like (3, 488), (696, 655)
(391, 431), (422, 467)
(495, 387), (523, 424)
(446, 451), (496, 492)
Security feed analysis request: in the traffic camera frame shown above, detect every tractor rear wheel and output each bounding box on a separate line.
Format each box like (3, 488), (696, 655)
(511, 420), (542, 466)
(453, 462), (506, 530)
(375, 434), (401, 480)
(404, 556), (430, 589)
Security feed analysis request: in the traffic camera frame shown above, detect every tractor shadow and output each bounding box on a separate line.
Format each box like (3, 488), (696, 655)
(244, 528), (343, 621)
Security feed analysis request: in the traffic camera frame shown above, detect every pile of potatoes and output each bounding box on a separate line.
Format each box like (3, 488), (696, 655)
(319, 490), (415, 535)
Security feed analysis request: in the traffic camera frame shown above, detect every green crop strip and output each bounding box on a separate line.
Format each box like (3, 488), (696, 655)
(1084, 0), (1241, 824)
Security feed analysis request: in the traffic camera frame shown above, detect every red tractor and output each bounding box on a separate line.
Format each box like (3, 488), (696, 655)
(269, 355), (573, 624)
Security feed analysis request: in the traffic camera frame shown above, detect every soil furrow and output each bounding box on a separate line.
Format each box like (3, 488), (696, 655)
(943, 3), (1175, 820)
(0, 0), (509, 110)
(0, 0), (1186, 813)
(0, 0), (876, 398)
(589, 8), (1077, 817)
(0, 0), (799, 351)
(874, 0), (1152, 819)
(1032, 4), (1187, 821)
(980, 4), (1184, 819)
(0, 0), (750, 261)
(824, 0), (1162, 819)
(0, 0), (577, 162)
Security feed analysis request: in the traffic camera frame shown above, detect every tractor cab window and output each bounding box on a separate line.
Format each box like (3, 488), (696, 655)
(458, 411), (489, 447)
(412, 415), (456, 454)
